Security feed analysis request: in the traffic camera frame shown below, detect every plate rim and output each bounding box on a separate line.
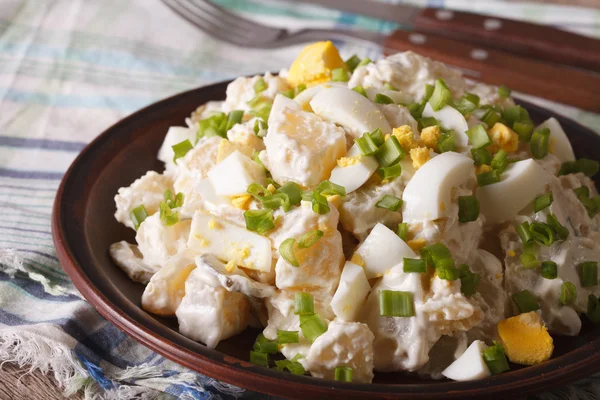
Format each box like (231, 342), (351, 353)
(52, 80), (600, 399)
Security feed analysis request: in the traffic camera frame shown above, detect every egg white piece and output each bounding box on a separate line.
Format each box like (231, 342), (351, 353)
(441, 340), (491, 381)
(328, 144), (378, 194)
(187, 211), (272, 272)
(157, 126), (197, 169)
(330, 261), (371, 321)
(310, 87), (392, 138)
(355, 223), (416, 279)
(402, 152), (474, 222)
(293, 82), (347, 110)
(477, 159), (550, 224)
(207, 150), (266, 196)
(536, 117), (575, 163)
(422, 103), (469, 148)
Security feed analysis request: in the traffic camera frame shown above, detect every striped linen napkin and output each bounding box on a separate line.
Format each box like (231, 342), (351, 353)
(1, 0), (599, 398)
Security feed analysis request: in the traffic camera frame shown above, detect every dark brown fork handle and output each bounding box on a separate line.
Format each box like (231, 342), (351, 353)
(384, 30), (600, 113)
(414, 8), (600, 72)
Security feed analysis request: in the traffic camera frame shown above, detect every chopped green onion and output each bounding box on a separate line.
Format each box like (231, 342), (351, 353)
(458, 195), (480, 223)
(226, 110), (244, 131)
(403, 258), (426, 273)
(244, 209), (275, 234)
(247, 182), (269, 200)
(397, 223), (409, 241)
(454, 92), (480, 116)
(529, 222), (556, 246)
(383, 82), (398, 91)
(513, 121), (534, 142)
(334, 367), (353, 382)
(459, 264), (480, 297)
(437, 132), (456, 153)
(482, 109), (501, 129)
(375, 93), (394, 104)
(357, 57), (371, 67)
(418, 116), (439, 130)
(530, 127), (550, 159)
(498, 85), (512, 98)
(261, 192), (291, 212)
(491, 149), (509, 173)
(298, 230), (324, 249)
(250, 351), (269, 367)
(547, 213), (569, 241)
(316, 180), (346, 197)
(331, 68), (349, 82)
(278, 182), (303, 206)
(247, 96), (273, 121)
(299, 313), (327, 342)
(503, 105), (527, 127)
(423, 84), (434, 102)
(579, 261), (598, 287)
(512, 290), (540, 313)
(197, 112), (228, 141)
(471, 148), (492, 166)
(294, 292), (314, 315)
(574, 185), (590, 197)
(345, 55), (361, 73)
(534, 192), (553, 213)
(379, 290), (415, 317)
(253, 119), (268, 137)
(523, 241), (536, 255)
(310, 191), (330, 215)
(517, 221), (533, 244)
(465, 124), (492, 149)
(573, 186), (599, 217)
(560, 282), (577, 305)
(159, 201), (179, 226)
(130, 205), (148, 230)
(275, 359), (305, 375)
(279, 238), (299, 267)
(587, 295), (600, 324)
(437, 265), (460, 280)
(352, 85), (368, 98)
(375, 194), (403, 211)
(408, 102), (426, 120)
(254, 78), (267, 94)
(425, 243), (454, 268)
(520, 253), (541, 269)
(375, 136), (406, 167)
(378, 163), (403, 180)
(281, 89), (295, 99)
(559, 158), (600, 177)
(253, 333), (278, 354)
(172, 139), (193, 163)
(477, 169), (501, 186)
(483, 342), (510, 375)
(295, 83), (307, 95)
(429, 79), (452, 111)
(369, 128), (385, 146)
(277, 330), (299, 344)
(355, 132), (379, 156)
(541, 261), (558, 279)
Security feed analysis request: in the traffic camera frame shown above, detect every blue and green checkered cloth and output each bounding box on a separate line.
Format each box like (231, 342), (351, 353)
(1, 0), (600, 398)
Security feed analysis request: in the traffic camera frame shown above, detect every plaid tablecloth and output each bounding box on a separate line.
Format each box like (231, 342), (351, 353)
(1, 0), (599, 398)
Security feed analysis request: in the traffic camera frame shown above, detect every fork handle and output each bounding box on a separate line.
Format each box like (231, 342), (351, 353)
(414, 8), (600, 72)
(384, 30), (600, 113)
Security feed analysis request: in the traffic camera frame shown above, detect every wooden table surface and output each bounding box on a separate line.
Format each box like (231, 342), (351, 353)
(3, 0), (598, 398)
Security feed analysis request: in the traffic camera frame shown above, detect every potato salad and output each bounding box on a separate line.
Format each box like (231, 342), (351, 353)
(110, 41), (600, 383)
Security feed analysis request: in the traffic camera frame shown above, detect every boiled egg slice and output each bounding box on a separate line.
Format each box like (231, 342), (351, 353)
(328, 143), (378, 194)
(207, 150), (266, 197)
(330, 261), (371, 322)
(441, 340), (491, 381)
(157, 126), (196, 167)
(422, 103), (469, 148)
(536, 117), (575, 163)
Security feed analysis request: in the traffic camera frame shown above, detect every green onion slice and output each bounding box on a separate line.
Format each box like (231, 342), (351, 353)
(370, 128), (385, 147)
(253, 119), (268, 137)
(482, 109), (501, 129)
(281, 89), (295, 99)
(226, 110), (244, 131)
(471, 148), (492, 166)
(294, 292), (314, 315)
(465, 124), (492, 149)
(378, 163), (403, 180)
(587, 295), (600, 324)
(529, 222), (556, 246)
(477, 169), (501, 186)
(534, 192), (553, 213)
(520, 253), (541, 269)
(513, 121), (534, 142)
(250, 351), (269, 367)
(375, 136), (406, 167)
(299, 313), (327, 342)
(458, 195), (480, 223)
(498, 85), (512, 98)
(295, 83), (307, 96)
(579, 261), (598, 287)
(483, 342), (510, 375)
(379, 290), (415, 317)
(244, 209), (275, 234)
(512, 290), (540, 313)
(262, 192), (291, 212)
(278, 182), (303, 206)
(316, 180), (346, 197)
(375, 93), (394, 104)
(331, 67), (349, 82)
(517, 221), (532, 244)
(437, 132), (456, 153)
(560, 282), (577, 305)
(279, 238), (299, 267)
(130, 205), (148, 231)
(383, 82), (398, 91)
(352, 85), (368, 98)
(437, 265), (460, 280)
(559, 158), (600, 177)
(459, 264), (480, 297)
(530, 127), (550, 159)
(547, 213), (569, 241)
(159, 201), (179, 226)
(310, 191), (330, 215)
(357, 57), (371, 67)
(172, 139), (193, 163)
(423, 83), (434, 102)
(334, 367), (353, 382)
(197, 112), (228, 141)
(298, 230), (324, 249)
(345, 55), (361, 73)
(253, 333), (278, 354)
(254, 77), (267, 94)
(418, 116), (439, 130)
(403, 258), (426, 273)
(275, 359), (305, 375)
(355, 132), (379, 156)
(397, 223), (409, 241)
(491, 149), (509, 173)
(429, 79), (452, 111)
(277, 330), (299, 344)
(454, 92), (480, 116)
(573, 186), (599, 217)
(375, 194), (403, 211)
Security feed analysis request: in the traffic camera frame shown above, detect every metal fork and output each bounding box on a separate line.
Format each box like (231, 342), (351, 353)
(161, 0), (384, 48)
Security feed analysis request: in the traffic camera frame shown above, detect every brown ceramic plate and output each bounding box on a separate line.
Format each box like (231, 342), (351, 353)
(53, 79), (600, 399)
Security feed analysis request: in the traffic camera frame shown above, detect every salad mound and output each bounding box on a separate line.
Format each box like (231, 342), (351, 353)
(109, 41), (600, 383)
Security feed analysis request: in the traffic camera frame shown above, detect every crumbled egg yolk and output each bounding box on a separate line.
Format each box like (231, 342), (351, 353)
(267, 184), (277, 194)
(409, 147), (430, 169)
(225, 260), (236, 272)
(420, 125), (441, 150)
(325, 194), (342, 210)
(208, 218), (221, 230)
(231, 194), (252, 210)
(337, 155), (361, 168)
(488, 123), (519, 153)
(194, 234), (210, 248)
(216, 139), (236, 163)
(286, 41), (346, 88)
(507, 250), (516, 257)
(351, 253), (365, 267)
(393, 125), (420, 152)
(498, 311), (554, 365)
(475, 164), (493, 174)
(407, 238), (427, 252)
